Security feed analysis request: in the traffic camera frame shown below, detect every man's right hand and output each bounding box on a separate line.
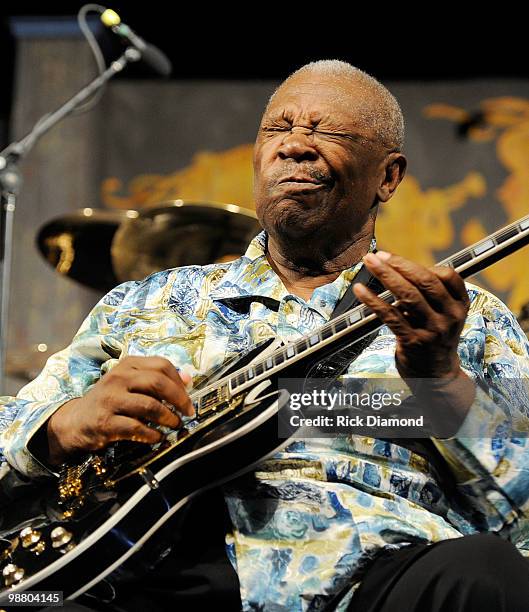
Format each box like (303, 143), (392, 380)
(46, 356), (194, 466)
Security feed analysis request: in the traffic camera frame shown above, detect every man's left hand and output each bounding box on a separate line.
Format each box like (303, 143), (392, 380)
(353, 251), (475, 433)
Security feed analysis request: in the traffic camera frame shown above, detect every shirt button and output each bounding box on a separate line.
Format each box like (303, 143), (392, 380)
(286, 314), (297, 324)
(320, 300), (327, 307)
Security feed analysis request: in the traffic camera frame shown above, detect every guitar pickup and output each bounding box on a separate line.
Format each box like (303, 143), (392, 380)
(196, 385), (229, 418)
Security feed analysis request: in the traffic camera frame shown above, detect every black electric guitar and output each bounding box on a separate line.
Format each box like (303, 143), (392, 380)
(0, 214), (528, 607)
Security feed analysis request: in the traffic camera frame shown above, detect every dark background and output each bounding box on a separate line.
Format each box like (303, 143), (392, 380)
(1, 2), (528, 147)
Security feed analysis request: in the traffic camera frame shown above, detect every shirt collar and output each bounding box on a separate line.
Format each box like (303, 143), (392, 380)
(210, 230), (377, 318)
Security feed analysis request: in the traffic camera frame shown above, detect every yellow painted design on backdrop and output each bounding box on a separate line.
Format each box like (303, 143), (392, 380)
(376, 172), (486, 265)
(101, 144), (255, 211)
(426, 97), (529, 312)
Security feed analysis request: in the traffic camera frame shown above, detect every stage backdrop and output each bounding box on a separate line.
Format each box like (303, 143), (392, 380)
(5, 29), (529, 393)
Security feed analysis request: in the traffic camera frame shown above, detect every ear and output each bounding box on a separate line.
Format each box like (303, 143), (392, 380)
(377, 152), (407, 203)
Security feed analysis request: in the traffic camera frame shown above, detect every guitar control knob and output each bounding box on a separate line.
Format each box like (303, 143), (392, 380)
(2, 563), (24, 586)
(30, 541), (46, 555)
(19, 527), (41, 549)
(50, 526), (74, 549)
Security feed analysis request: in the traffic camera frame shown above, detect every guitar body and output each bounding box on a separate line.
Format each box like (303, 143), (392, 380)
(0, 376), (290, 605)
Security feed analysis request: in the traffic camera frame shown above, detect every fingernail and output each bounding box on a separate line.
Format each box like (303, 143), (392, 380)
(353, 283), (369, 297)
(363, 253), (380, 265)
(376, 251), (392, 261)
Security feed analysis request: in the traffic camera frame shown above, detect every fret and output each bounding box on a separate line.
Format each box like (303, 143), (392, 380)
(451, 251), (472, 268)
(254, 362), (264, 376)
(473, 238), (496, 256)
(247, 369), (255, 380)
(286, 345), (296, 358)
(496, 226), (518, 243)
(274, 353), (285, 366)
(296, 339), (309, 352)
(265, 357), (274, 370)
(321, 326), (333, 340)
(334, 318), (347, 332)
(235, 372), (246, 386)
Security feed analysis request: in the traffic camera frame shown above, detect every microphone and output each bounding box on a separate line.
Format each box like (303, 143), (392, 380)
(100, 8), (172, 77)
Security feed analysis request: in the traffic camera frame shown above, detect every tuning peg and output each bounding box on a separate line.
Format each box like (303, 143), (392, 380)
(50, 527), (73, 549)
(19, 527), (41, 549)
(2, 563), (24, 586)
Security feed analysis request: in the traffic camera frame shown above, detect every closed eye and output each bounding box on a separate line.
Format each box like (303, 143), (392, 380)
(313, 129), (365, 143)
(260, 126), (290, 133)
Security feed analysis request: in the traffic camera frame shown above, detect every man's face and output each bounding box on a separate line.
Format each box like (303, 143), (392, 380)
(253, 74), (393, 244)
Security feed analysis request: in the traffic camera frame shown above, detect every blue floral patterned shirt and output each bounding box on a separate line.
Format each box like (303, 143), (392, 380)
(1, 231), (529, 611)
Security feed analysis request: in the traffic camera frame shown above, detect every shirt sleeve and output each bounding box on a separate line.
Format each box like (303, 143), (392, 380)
(432, 285), (529, 543)
(0, 281), (138, 478)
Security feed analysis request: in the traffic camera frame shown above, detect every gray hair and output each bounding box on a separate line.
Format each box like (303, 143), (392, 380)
(268, 59), (405, 151)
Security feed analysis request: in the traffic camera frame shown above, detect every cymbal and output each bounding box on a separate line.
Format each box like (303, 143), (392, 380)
(111, 200), (261, 282)
(37, 208), (139, 292)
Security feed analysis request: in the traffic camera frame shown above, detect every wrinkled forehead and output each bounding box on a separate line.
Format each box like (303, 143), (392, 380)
(263, 74), (376, 125)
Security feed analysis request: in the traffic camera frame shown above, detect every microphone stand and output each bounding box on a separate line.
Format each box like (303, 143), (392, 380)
(0, 46), (141, 394)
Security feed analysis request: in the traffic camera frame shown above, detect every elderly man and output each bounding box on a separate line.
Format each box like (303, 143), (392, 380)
(2, 60), (529, 611)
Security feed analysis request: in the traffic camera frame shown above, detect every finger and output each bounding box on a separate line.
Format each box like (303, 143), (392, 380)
(363, 253), (434, 320)
(178, 371), (193, 389)
(376, 252), (454, 312)
(431, 266), (470, 306)
(379, 253), (469, 314)
(121, 355), (189, 389)
(353, 281), (413, 337)
(107, 415), (165, 445)
(127, 371), (195, 417)
(115, 393), (182, 429)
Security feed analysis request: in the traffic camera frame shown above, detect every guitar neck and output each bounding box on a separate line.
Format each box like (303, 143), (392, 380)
(440, 214), (529, 275)
(192, 213), (529, 405)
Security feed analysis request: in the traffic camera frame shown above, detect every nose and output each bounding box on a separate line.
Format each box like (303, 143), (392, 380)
(277, 126), (319, 162)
